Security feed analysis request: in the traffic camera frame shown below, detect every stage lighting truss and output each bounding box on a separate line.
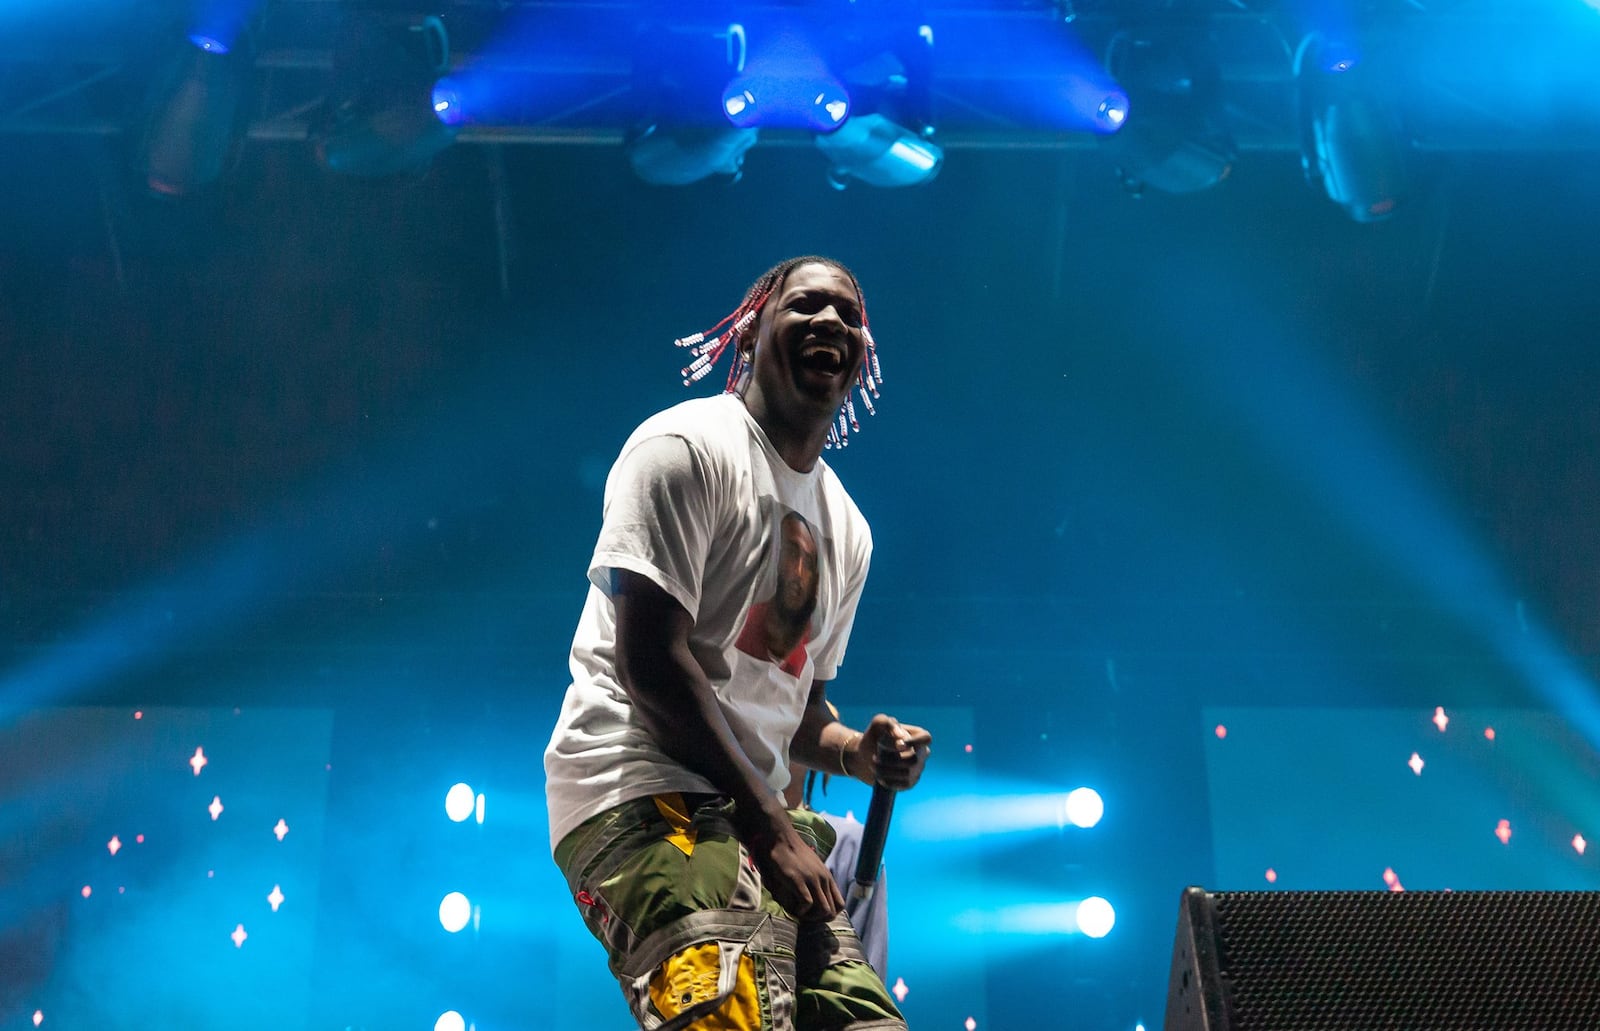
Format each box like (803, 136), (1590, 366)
(1295, 33), (1409, 222)
(314, 12), (459, 177)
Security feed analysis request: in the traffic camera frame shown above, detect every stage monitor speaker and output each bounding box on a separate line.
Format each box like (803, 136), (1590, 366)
(1164, 886), (1600, 1030)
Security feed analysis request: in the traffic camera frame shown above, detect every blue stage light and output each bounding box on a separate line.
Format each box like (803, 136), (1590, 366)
(138, 36), (249, 195)
(815, 113), (941, 188)
(719, 72), (850, 131)
(1097, 94), (1129, 131)
(188, 34), (229, 55)
(1064, 787), (1104, 829)
(439, 891), (471, 933)
(444, 782), (475, 822)
(627, 124), (758, 184)
(1075, 896), (1116, 938)
(431, 79), (466, 127)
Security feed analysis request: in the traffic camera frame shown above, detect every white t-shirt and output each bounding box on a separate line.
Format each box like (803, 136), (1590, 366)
(543, 394), (873, 851)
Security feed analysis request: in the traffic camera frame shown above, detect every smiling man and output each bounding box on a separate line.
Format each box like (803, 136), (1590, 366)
(544, 257), (930, 1031)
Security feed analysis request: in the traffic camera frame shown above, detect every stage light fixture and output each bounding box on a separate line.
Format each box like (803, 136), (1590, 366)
(135, 33), (251, 196)
(1099, 33), (1236, 195)
(626, 123), (759, 185)
(814, 113), (942, 189)
(315, 14), (459, 177)
(1296, 34), (1408, 222)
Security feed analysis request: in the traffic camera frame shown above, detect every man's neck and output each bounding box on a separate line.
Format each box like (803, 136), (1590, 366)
(742, 394), (828, 473)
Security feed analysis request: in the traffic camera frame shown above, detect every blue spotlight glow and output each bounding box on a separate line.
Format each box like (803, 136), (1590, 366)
(902, 785), (1107, 842)
(953, 896), (1116, 939)
(719, 40), (849, 131)
(723, 76), (851, 132)
(431, 79), (466, 126)
(1097, 93), (1130, 131)
(439, 891), (471, 933)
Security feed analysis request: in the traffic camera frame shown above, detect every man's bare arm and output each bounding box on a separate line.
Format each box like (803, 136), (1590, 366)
(612, 569), (845, 920)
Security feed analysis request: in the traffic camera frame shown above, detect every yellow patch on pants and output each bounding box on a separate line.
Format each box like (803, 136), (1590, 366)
(653, 793), (699, 857)
(648, 941), (763, 1029)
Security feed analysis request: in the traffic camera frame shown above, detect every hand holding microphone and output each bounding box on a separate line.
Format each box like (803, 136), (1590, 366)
(848, 715), (932, 903)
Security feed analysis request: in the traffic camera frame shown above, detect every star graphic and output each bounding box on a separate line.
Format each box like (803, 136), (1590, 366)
(231, 924), (247, 948)
(273, 819), (289, 842)
(209, 796), (224, 821)
(268, 885), (285, 913)
(1495, 819), (1512, 845)
(1432, 707), (1449, 732)
(892, 977), (908, 1003)
(107, 836), (122, 856)
(1574, 834), (1587, 856)
(1408, 752), (1424, 776)
(189, 747), (208, 776)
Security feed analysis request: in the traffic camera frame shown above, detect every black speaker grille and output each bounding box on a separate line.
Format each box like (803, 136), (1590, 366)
(1210, 890), (1600, 1030)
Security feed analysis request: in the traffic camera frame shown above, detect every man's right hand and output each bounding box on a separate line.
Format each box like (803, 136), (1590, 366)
(749, 819), (845, 922)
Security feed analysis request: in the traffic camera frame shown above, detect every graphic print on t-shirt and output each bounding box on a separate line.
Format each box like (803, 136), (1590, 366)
(733, 504), (824, 677)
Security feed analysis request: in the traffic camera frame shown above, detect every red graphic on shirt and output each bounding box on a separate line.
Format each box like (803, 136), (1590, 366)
(734, 510), (819, 677)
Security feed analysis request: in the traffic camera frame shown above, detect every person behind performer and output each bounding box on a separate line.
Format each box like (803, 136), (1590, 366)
(544, 256), (931, 1030)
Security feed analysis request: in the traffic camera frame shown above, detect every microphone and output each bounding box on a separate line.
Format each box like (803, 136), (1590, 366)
(849, 739), (899, 904)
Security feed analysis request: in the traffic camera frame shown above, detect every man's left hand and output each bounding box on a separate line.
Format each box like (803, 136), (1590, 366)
(853, 714), (932, 790)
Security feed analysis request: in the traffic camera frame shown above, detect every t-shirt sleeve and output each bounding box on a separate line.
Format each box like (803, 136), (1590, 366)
(588, 433), (717, 618)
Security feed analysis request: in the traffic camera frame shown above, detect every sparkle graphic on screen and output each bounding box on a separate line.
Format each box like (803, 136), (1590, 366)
(1432, 707), (1449, 732)
(268, 885), (285, 912)
(964, 744), (973, 753)
(892, 977), (908, 1002)
(273, 819), (289, 841)
(1575, 834), (1588, 855)
(136, 834), (145, 844)
(1214, 725), (1227, 739)
(107, 835), (122, 856)
(1484, 726), (1496, 741)
(33, 1011), (42, 1027)
(190, 747), (208, 776)
(209, 796), (224, 820)
(965, 1019), (977, 1031)
(134, 710), (143, 720)
(80, 885), (91, 898)
(231, 924), (248, 948)
(1495, 819), (1512, 845)
(1408, 752), (1424, 775)
(1382, 867), (1404, 892)
(1264, 868), (1277, 883)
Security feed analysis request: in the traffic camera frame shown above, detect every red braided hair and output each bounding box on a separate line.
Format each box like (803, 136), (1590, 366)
(675, 256), (882, 449)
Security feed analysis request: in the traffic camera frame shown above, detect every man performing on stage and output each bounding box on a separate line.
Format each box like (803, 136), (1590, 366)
(544, 256), (931, 1030)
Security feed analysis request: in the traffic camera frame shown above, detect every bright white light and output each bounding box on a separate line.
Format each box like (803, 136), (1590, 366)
(475, 793), (485, 825)
(439, 891), (472, 933)
(1076, 896), (1115, 938)
(725, 94), (749, 117)
(1063, 787), (1104, 829)
(888, 140), (938, 172)
(445, 783), (475, 822)
(435, 1012), (466, 1031)
(824, 100), (849, 124)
